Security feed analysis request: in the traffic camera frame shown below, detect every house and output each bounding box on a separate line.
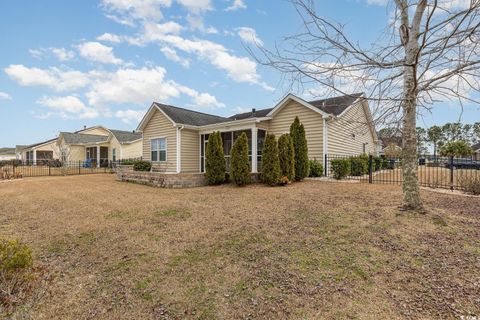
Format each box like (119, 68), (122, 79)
(0, 148), (16, 160)
(17, 126), (142, 166)
(472, 142), (480, 161)
(137, 92), (379, 174)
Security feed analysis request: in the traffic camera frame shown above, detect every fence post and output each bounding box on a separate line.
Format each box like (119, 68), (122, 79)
(13, 161), (15, 176)
(48, 161), (51, 176)
(450, 155), (454, 190)
(78, 160), (81, 175)
(368, 154), (373, 184)
(324, 154), (328, 176)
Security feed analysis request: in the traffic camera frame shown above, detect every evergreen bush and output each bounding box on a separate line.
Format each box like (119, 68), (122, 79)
(331, 158), (350, 179)
(350, 154), (369, 176)
(261, 134), (281, 186)
(133, 160), (152, 172)
(205, 131), (226, 185)
(290, 117), (309, 181)
(230, 132), (251, 186)
(308, 158), (324, 177)
(277, 134), (295, 181)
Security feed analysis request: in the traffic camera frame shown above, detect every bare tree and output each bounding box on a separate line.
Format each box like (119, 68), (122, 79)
(251, 0), (480, 210)
(53, 139), (72, 176)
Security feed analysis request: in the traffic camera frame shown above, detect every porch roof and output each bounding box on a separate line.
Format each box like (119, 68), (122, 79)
(60, 132), (109, 145)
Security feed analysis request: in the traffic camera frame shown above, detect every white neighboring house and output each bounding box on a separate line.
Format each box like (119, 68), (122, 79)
(0, 148), (16, 160)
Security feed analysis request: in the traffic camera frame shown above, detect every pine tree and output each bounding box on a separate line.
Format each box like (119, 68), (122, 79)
(261, 133), (281, 186)
(278, 133), (295, 181)
(290, 117), (309, 180)
(230, 132), (251, 186)
(205, 131), (225, 184)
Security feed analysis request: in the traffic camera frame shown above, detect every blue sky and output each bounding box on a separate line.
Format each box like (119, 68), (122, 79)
(1, 0), (479, 147)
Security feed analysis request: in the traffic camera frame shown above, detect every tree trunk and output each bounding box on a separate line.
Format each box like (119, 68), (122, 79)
(401, 23), (423, 210)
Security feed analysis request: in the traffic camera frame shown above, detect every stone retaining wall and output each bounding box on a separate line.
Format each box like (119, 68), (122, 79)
(116, 168), (207, 188)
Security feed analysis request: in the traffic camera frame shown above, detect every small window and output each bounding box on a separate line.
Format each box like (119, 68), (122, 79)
(151, 138), (167, 162)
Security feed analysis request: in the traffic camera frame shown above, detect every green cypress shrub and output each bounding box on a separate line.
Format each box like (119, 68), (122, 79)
(230, 132), (251, 186)
(290, 117), (309, 181)
(133, 160), (152, 172)
(205, 131), (225, 184)
(278, 134), (295, 181)
(331, 158), (350, 179)
(261, 133), (281, 186)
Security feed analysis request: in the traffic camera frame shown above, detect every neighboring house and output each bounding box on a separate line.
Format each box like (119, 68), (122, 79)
(0, 148), (16, 160)
(472, 142), (480, 161)
(17, 126), (142, 166)
(137, 92), (379, 174)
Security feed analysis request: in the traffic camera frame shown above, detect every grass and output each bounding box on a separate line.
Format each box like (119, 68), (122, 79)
(0, 174), (479, 319)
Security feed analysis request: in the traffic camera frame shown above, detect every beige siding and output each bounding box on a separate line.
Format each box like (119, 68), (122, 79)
(181, 129), (200, 173)
(266, 100), (324, 160)
(69, 146), (86, 162)
(121, 140), (142, 159)
(109, 136), (122, 161)
(142, 108), (176, 172)
(81, 127), (110, 136)
(327, 101), (376, 155)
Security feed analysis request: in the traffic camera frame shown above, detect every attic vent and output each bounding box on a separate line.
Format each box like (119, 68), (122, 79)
(252, 108), (256, 116)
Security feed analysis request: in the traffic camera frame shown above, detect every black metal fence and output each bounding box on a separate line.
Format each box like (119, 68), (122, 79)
(324, 154), (480, 191)
(0, 160), (115, 179)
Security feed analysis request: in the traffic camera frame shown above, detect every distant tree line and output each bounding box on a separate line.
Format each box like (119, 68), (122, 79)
(379, 122), (480, 157)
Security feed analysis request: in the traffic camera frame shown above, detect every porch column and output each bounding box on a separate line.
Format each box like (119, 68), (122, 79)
(33, 149), (37, 165)
(251, 127), (258, 173)
(96, 145), (100, 168)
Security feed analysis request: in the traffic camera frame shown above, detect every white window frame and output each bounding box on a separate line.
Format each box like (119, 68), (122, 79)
(150, 137), (167, 162)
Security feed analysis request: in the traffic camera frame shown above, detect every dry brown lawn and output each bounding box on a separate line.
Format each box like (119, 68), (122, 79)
(0, 175), (479, 319)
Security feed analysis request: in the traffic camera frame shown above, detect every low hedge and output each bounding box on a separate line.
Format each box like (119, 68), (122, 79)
(308, 158), (324, 177)
(350, 155), (368, 176)
(330, 158), (350, 179)
(133, 160), (152, 172)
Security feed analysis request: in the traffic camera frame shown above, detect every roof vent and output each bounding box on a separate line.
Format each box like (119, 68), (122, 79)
(84, 125), (87, 129)
(252, 108), (256, 116)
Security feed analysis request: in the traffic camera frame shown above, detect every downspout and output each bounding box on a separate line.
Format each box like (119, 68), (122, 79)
(176, 125), (184, 173)
(322, 117), (329, 168)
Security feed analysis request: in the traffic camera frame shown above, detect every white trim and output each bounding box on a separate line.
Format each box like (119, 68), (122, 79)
(251, 127), (258, 173)
(199, 134), (202, 173)
(323, 118), (328, 166)
(176, 126), (184, 173)
(266, 93), (329, 118)
(149, 136), (168, 163)
(199, 123), (257, 135)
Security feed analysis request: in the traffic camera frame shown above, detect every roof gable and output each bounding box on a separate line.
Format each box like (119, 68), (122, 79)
(155, 103), (230, 126)
(109, 129), (142, 143)
(60, 132), (109, 145)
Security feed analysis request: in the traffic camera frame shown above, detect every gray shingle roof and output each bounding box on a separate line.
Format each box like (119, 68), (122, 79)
(61, 132), (109, 145)
(23, 138), (57, 150)
(228, 93), (364, 120)
(154, 103), (231, 126)
(109, 129), (142, 143)
(0, 147), (15, 155)
(472, 142), (480, 151)
(309, 92), (364, 116)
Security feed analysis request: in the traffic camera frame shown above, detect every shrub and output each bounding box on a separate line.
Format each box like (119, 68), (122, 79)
(330, 158), (350, 179)
(230, 132), (251, 186)
(350, 154), (368, 176)
(0, 238), (32, 272)
(121, 159), (135, 165)
(277, 134), (295, 181)
(133, 160), (151, 172)
(308, 158), (324, 177)
(205, 131), (226, 185)
(460, 176), (480, 195)
(261, 134), (281, 186)
(290, 117), (309, 181)
(373, 156), (382, 171)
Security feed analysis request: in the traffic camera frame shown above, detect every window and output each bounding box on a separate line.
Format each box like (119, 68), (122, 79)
(151, 138), (167, 162)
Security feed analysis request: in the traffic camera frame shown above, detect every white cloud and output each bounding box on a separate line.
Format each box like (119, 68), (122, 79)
(51, 47), (75, 61)
(4, 64), (89, 91)
(185, 14), (217, 33)
(96, 33), (122, 43)
(29, 49), (44, 60)
(159, 35), (273, 90)
(86, 66), (183, 107)
(115, 109), (145, 123)
(0, 92), (12, 100)
(176, 0), (212, 14)
(236, 27), (263, 46)
(160, 46), (190, 67)
(365, 0), (388, 5)
(191, 92), (225, 108)
(101, 0), (172, 23)
(77, 42), (123, 65)
(37, 95), (99, 119)
(225, 0), (246, 11)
